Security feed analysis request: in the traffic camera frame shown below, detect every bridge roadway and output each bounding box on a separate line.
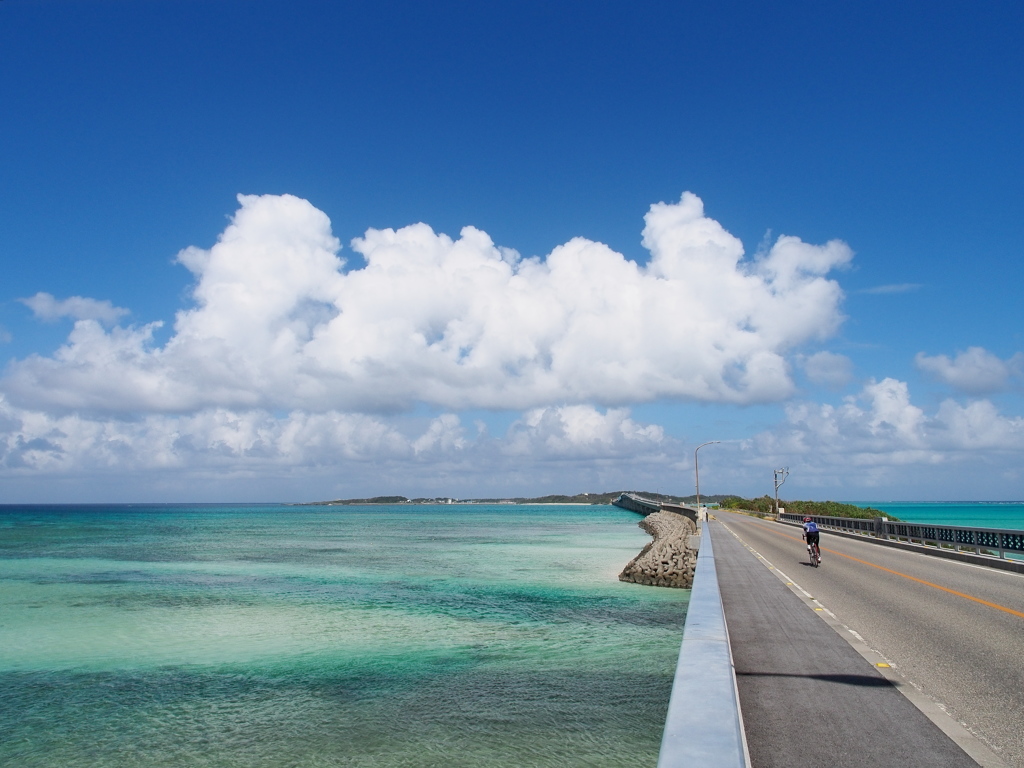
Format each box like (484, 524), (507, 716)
(711, 511), (1024, 768)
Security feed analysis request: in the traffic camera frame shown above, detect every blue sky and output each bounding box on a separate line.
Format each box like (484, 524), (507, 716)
(2, 0), (1023, 502)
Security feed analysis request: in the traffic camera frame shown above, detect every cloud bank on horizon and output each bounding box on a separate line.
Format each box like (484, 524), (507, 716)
(1, 192), (1021, 500)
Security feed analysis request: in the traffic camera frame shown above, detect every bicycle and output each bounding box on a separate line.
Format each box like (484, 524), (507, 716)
(807, 541), (821, 567)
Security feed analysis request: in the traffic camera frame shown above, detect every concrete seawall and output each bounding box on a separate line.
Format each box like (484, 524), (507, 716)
(619, 510), (699, 588)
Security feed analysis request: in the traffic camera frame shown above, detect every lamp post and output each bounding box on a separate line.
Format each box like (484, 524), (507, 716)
(774, 467), (789, 518)
(694, 441), (720, 514)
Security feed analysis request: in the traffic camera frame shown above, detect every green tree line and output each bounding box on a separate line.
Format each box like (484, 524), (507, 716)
(719, 495), (891, 520)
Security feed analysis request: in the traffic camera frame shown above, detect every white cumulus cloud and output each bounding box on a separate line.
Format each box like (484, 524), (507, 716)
(915, 347), (1023, 395)
(504, 405), (665, 458)
(748, 378), (1024, 490)
(20, 292), (129, 325)
(1, 192), (853, 415)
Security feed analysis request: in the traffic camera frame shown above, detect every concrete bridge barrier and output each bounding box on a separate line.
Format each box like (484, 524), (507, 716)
(657, 522), (750, 768)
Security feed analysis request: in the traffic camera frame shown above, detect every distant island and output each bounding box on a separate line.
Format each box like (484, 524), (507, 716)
(299, 491), (737, 506)
(298, 492), (886, 518)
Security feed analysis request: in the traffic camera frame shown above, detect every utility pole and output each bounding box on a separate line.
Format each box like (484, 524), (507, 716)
(695, 441), (720, 515)
(773, 467), (789, 518)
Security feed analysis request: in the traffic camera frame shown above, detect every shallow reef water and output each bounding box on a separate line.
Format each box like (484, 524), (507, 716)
(0, 504), (688, 767)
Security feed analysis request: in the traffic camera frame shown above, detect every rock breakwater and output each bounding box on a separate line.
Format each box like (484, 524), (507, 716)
(619, 510), (699, 589)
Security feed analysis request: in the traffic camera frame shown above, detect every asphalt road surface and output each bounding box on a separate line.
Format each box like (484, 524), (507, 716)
(713, 510), (1024, 768)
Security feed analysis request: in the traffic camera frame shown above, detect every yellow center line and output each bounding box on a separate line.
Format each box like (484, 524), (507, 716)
(744, 518), (1024, 620)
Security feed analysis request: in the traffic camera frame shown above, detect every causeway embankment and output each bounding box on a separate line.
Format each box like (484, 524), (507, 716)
(619, 510), (699, 588)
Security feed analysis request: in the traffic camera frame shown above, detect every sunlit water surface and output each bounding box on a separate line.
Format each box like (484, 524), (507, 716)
(0, 504), (686, 767)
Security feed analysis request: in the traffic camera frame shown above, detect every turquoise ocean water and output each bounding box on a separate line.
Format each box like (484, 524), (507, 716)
(0, 504), (687, 768)
(850, 502), (1024, 530)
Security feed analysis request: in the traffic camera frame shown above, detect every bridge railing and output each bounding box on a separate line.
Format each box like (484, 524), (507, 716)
(779, 512), (1024, 560)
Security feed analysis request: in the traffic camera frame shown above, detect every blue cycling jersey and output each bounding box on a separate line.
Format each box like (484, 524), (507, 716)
(803, 521), (819, 534)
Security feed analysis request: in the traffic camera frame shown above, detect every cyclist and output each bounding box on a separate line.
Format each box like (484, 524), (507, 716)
(802, 517), (821, 563)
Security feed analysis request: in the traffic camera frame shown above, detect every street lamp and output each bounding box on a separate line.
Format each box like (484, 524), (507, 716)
(774, 467), (789, 518)
(694, 441), (720, 514)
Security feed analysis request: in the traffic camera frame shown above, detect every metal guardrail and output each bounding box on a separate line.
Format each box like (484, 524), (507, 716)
(779, 512), (1024, 560)
(658, 522), (750, 768)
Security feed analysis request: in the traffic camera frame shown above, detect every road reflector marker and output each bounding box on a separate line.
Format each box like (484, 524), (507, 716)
(876, 663), (891, 668)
